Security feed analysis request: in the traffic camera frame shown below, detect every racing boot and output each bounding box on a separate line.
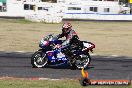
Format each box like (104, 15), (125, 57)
(69, 55), (76, 64)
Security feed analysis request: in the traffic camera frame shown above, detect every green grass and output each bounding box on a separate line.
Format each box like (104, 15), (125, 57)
(12, 19), (34, 24)
(0, 18), (34, 24)
(0, 79), (131, 88)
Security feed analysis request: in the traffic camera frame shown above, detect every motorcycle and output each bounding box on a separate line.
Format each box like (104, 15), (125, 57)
(31, 34), (95, 69)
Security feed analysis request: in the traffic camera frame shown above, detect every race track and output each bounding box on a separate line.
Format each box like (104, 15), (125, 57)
(0, 51), (132, 80)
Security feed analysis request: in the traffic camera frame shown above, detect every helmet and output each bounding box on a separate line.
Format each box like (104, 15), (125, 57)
(62, 22), (72, 29)
(62, 22), (72, 33)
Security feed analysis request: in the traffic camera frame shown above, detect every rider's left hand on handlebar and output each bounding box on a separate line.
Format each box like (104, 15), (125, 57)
(54, 44), (62, 49)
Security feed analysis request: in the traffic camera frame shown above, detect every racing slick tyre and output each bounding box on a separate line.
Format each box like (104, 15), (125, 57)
(70, 54), (91, 70)
(31, 50), (48, 68)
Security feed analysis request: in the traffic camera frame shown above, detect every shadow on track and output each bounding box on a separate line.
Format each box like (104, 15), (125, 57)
(42, 64), (94, 70)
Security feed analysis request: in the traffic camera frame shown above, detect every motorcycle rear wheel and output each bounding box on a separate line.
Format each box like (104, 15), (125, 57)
(70, 54), (91, 70)
(31, 50), (48, 68)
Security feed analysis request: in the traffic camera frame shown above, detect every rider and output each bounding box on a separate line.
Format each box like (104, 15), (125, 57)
(55, 22), (82, 63)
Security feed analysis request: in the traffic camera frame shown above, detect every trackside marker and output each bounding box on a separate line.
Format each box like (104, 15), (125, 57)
(81, 68), (88, 78)
(80, 68), (131, 86)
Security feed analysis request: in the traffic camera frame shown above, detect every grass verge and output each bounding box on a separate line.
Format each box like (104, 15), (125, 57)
(0, 79), (131, 88)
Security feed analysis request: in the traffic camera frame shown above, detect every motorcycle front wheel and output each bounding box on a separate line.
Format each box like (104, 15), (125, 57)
(31, 50), (48, 68)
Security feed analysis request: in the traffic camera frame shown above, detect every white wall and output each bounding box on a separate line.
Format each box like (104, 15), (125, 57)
(83, 1), (120, 14)
(64, 1), (121, 14)
(5, 0), (24, 16)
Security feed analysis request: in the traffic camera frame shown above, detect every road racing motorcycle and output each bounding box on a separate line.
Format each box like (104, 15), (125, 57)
(31, 34), (95, 69)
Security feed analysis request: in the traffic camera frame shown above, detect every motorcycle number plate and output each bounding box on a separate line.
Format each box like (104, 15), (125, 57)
(83, 42), (93, 48)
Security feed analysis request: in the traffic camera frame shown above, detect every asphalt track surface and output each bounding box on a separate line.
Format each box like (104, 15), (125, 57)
(0, 51), (132, 80)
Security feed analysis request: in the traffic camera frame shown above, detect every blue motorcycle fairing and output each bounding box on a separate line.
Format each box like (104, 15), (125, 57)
(46, 49), (68, 65)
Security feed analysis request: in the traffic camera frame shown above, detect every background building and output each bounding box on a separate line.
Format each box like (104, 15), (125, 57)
(0, 0), (6, 12)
